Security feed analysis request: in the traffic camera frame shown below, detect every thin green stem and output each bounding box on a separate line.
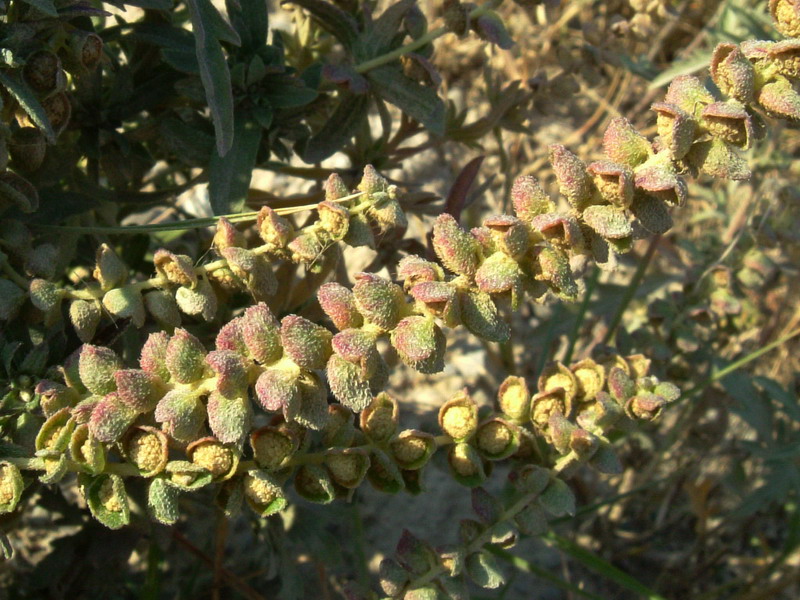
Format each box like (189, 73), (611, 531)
(603, 234), (661, 346)
(564, 265), (600, 365)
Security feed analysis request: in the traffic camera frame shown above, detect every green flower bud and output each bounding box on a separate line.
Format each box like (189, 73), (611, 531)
(663, 75), (714, 118)
(460, 290), (510, 342)
(222, 247), (276, 299)
(187, 437), (239, 481)
(115, 368), (158, 412)
(93, 243), (127, 290)
(318, 200), (350, 240)
(447, 442), (486, 487)
(317, 282), (363, 330)
(78, 345), (121, 396)
(443, 0), (470, 35)
(288, 232), (324, 263)
(0, 462), (23, 514)
(379, 558), (410, 597)
(143, 289), (181, 328)
(497, 376), (530, 423)
(474, 418), (520, 460)
(389, 430), (436, 470)
(23, 50), (66, 95)
(325, 448), (370, 488)
(343, 212), (376, 248)
(257, 206), (293, 247)
(69, 299), (101, 342)
(85, 474), (129, 529)
(0, 172), (39, 213)
(710, 43), (755, 104)
(25, 244), (58, 280)
(651, 102), (697, 161)
(366, 448), (405, 494)
(35, 407), (74, 453)
(294, 464), (336, 504)
(29, 278), (63, 315)
(770, 0), (800, 37)
(474, 251), (521, 295)
(284, 371), (330, 430)
(368, 196), (407, 234)
(165, 328), (207, 383)
(280, 314), (332, 370)
(549, 144), (594, 210)
(102, 286), (146, 327)
(360, 392), (399, 442)
(175, 277), (218, 320)
(206, 350), (248, 399)
(255, 368), (299, 412)
(331, 329), (380, 376)
(242, 470), (286, 516)
(154, 389), (205, 443)
(121, 426), (169, 476)
(154, 249), (197, 287)
(89, 392), (138, 443)
(409, 281), (460, 327)
(61, 349), (87, 393)
(397, 255), (445, 290)
(357, 164), (389, 195)
(207, 392), (250, 445)
(510, 175), (554, 221)
(250, 424), (299, 471)
(391, 316), (445, 374)
(147, 477), (180, 525)
(602, 118), (652, 168)
(432, 214), (480, 277)
(353, 272), (406, 331)
(69, 424), (106, 474)
(213, 217), (245, 251)
(241, 303), (282, 365)
(139, 331), (171, 381)
(534, 246), (578, 301)
(587, 161), (634, 208)
(9, 127), (46, 172)
(686, 138), (751, 180)
(582, 205), (632, 240)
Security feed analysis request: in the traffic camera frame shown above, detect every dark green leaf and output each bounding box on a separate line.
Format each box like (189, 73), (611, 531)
(18, 0), (57, 17)
(227, 0), (269, 52)
(0, 72), (56, 144)
(206, 2), (241, 46)
(465, 551), (505, 589)
(208, 112), (263, 214)
(355, 0), (415, 59)
(186, 0), (235, 156)
(367, 65), (445, 136)
(300, 93), (368, 163)
(287, 0), (359, 50)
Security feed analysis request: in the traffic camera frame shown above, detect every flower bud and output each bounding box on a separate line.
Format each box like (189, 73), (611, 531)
(317, 282), (363, 330)
(686, 138), (751, 180)
(285, 371), (330, 430)
(207, 392), (250, 445)
(651, 102), (697, 161)
(318, 200), (350, 240)
(257, 206), (293, 247)
(144, 289), (181, 328)
(78, 344), (121, 396)
(165, 329), (207, 383)
(391, 316), (445, 374)
(9, 127), (46, 172)
(115, 369), (158, 412)
(88, 392), (138, 443)
(294, 464), (336, 504)
(368, 195), (407, 233)
(327, 353), (382, 415)
(28, 278), (62, 315)
(360, 392), (399, 442)
(357, 164), (389, 195)
(481, 215), (528, 258)
(147, 477), (180, 524)
(757, 76), (800, 121)
(243, 470), (287, 516)
(389, 430), (436, 470)
(93, 243), (127, 290)
(36, 380), (77, 416)
(663, 75), (714, 117)
(213, 217), (245, 251)
(447, 442), (486, 487)
(287, 232), (324, 263)
(530, 388), (572, 430)
(280, 314), (332, 370)
(701, 100), (754, 148)
(222, 247), (276, 299)
(61, 349), (86, 393)
(582, 205), (632, 240)
(255, 368), (300, 412)
(250, 424), (299, 471)
(25, 244), (58, 280)
(460, 290), (510, 342)
(187, 437), (239, 481)
(577, 390), (623, 431)
(497, 376), (530, 423)
(549, 144), (594, 210)
(42, 93), (71, 137)
(140, 331), (171, 381)
(397, 255), (444, 289)
(602, 118), (652, 168)
(175, 276), (218, 320)
(353, 272), (406, 331)
(587, 161), (634, 208)
(770, 0), (800, 37)
(474, 251), (521, 295)
(121, 426), (169, 476)
(23, 50), (66, 95)
(102, 286), (146, 327)
(366, 449), (405, 493)
(710, 43), (755, 104)
(475, 418), (520, 460)
(0, 462), (23, 514)
(214, 318), (246, 356)
(67, 300), (99, 342)
(631, 193), (672, 235)
(0, 172), (39, 213)
(534, 246), (578, 301)
(85, 474), (130, 529)
(332, 329), (380, 375)
(325, 448), (370, 488)
(154, 389), (205, 442)
(635, 154), (688, 207)
(206, 350), (248, 399)
(510, 175), (554, 221)
(409, 281), (459, 327)
(432, 214), (480, 277)
(240, 302), (282, 364)
(154, 249), (197, 287)
(35, 407), (74, 453)
(69, 424), (105, 474)
(626, 393), (665, 421)
(324, 172), (350, 200)
(606, 366), (635, 404)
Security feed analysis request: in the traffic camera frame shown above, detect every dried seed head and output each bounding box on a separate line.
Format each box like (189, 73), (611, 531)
(602, 118), (652, 168)
(213, 217), (245, 251)
(256, 206), (293, 247)
(154, 249), (197, 287)
(432, 214), (480, 277)
(140, 331), (171, 381)
(389, 430), (435, 470)
(498, 376), (531, 422)
(23, 50), (66, 95)
(317, 282), (364, 330)
(42, 93), (71, 136)
(475, 418), (519, 460)
(511, 175), (554, 221)
(251, 425), (298, 470)
(241, 303), (282, 365)
(9, 127), (46, 172)
(280, 315), (333, 370)
(123, 427), (168, 476)
(710, 43), (755, 103)
(188, 438), (237, 480)
(438, 389), (478, 441)
(360, 392), (399, 442)
(70, 31), (104, 71)
(165, 329), (207, 383)
(770, 0), (800, 37)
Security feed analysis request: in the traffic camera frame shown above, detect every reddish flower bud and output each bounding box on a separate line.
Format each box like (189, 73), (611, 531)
(710, 43), (755, 103)
(255, 368), (300, 412)
(686, 139), (751, 181)
(206, 350), (249, 399)
(115, 369), (158, 412)
(757, 76), (800, 121)
(324, 172), (350, 201)
(165, 328), (207, 383)
(280, 314), (333, 370)
(241, 303), (282, 365)
(602, 118), (652, 168)
(213, 217), (245, 251)
(317, 282), (364, 330)
(154, 249), (197, 287)
(391, 315), (446, 374)
(432, 214), (480, 277)
(352, 272), (406, 331)
(102, 286), (146, 327)
(409, 280), (460, 326)
(460, 289), (510, 342)
(256, 206), (293, 247)
(530, 212), (584, 248)
(510, 175), (554, 221)
(140, 331), (171, 382)
(154, 389), (205, 442)
(222, 247), (276, 300)
(89, 393), (138, 443)
(474, 251), (521, 294)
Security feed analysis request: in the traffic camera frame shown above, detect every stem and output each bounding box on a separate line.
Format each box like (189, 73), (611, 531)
(602, 235), (661, 346)
(564, 265), (600, 365)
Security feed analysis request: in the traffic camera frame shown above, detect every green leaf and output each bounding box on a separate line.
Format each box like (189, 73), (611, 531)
(186, 0), (235, 156)
(354, 0), (415, 59)
(287, 0), (359, 49)
(227, 0), (268, 52)
(465, 551), (505, 589)
(538, 478), (575, 517)
(147, 477), (180, 525)
(545, 532), (669, 600)
(0, 72), (56, 144)
(368, 65), (445, 136)
(301, 93), (369, 163)
(17, 0), (57, 17)
(208, 112), (262, 214)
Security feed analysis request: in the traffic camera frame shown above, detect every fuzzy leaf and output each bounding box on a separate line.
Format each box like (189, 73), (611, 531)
(538, 478), (576, 516)
(301, 92), (369, 163)
(465, 551), (505, 589)
(209, 111), (262, 214)
(147, 477), (180, 525)
(368, 65), (445, 136)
